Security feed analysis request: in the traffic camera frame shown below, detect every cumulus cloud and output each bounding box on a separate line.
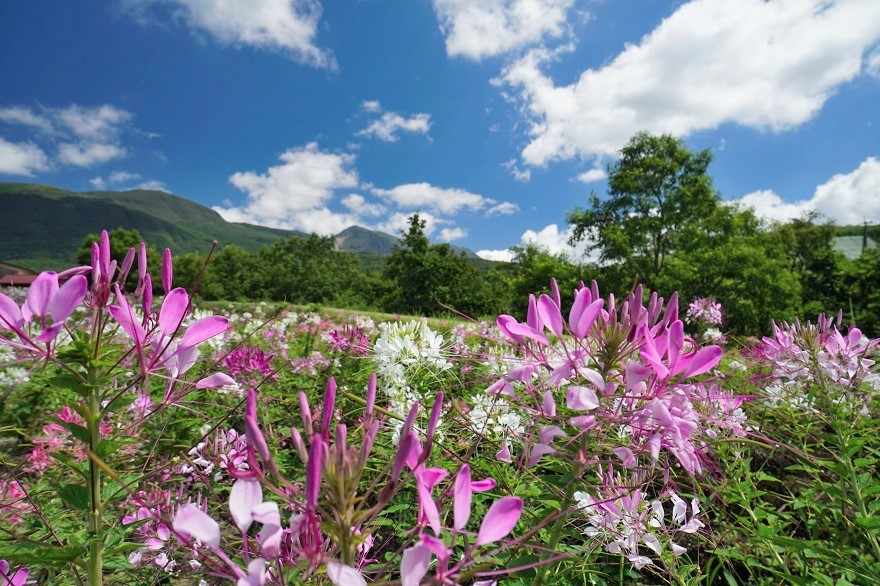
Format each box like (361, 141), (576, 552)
(502, 159), (532, 182)
(122, 0), (335, 69)
(732, 157), (880, 225)
(487, 201), (521, 215)
(0, 137), (49, 176)
(438, 227), (468, 242)
(477, 222), (598, 263)
(498, 0), (880, 165)
(373, 183), (493, 215)
(0, 104), (134, 169)
(374, 211), (446, 237)
(475, 248), (516, 262)
(131, 180), (170, 192)
(577, 168), (606, 183)
(432, 0), (576, 60)
(214, 142), (360, 234)
(0, 106), (55, 134)
(342, 193), (385, 216)
(58, 142), (127, 167)
(356, 101), (432, 142)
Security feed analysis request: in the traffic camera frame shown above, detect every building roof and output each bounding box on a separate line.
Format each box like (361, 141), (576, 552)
(0, 273), (39, 286)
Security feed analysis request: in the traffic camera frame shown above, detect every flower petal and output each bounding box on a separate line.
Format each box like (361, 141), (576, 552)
(50, 275), (87, 322)
(475, 497), (523, 546)
(172, 503), (220, 549)
(180, 315), (229, 349)
(401, 543), (432, 586)
(327, 562), (367, 586)
(229, 478), (263, 532)
(453, 465), (472, 531)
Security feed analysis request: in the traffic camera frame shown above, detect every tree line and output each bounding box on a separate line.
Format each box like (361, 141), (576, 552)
(80, 132), (880, 337)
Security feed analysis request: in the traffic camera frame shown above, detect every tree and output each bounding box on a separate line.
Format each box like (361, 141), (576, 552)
(383, 214), (494, 316)
(253, 235), (364, 304)
(568, 132), (719, 286)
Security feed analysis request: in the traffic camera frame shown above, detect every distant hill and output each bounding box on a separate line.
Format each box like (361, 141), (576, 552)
(0, 182), (482, 271)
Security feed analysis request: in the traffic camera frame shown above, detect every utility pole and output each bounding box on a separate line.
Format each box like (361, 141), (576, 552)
(864, 218), (869, 256)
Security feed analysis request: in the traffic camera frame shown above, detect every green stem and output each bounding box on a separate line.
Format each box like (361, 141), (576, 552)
(532, 481), (577, 586)
(87, 380), (103, 585)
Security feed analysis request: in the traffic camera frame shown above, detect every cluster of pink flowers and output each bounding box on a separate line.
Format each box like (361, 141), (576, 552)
(326, 324), (370, 355)
(0, 477), (34, 525)
(488, 280), (744, 566)
(224, 346), (278, 392)
(289, 351), (331, 375)
(686, 297), (723, 327)
(759, 312), (879, 409)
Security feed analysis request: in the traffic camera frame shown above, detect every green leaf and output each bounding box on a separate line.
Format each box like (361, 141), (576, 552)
(58, 483), (90, 511)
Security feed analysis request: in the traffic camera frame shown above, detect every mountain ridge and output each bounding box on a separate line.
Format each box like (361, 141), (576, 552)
(0, 182), (478, 271)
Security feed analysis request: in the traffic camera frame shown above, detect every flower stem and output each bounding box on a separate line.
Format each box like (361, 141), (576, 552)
(532, 480), (576, 585)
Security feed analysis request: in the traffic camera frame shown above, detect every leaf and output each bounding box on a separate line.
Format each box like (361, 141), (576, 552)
(58, 483), (90, 511)
(0, 542), (86, 567)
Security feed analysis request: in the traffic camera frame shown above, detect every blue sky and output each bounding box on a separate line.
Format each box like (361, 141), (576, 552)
(1, 0), (879, 260)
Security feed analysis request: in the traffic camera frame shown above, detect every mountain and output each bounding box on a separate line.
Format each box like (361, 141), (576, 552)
(0, 182), (481, 271)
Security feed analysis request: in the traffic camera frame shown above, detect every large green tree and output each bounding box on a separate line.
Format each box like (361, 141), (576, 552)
(568, 132), (719, 286)
(383, 214), (497, 317)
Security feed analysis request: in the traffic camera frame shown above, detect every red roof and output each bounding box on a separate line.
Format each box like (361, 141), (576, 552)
(0, 274), (39, 286)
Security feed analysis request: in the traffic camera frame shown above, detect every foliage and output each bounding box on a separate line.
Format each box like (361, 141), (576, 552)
(568, 131), (719, 284)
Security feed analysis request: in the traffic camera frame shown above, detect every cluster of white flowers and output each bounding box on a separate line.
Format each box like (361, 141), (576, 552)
(468, 393), (524, 437)
(373, 320), (452, 441)
(0, 345), (28, 389)
(574, 488), (703, 569)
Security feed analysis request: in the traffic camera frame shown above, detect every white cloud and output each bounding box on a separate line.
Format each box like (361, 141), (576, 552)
(373, 182), (495, 215)
(123, 0), (335, 69)
(214, 142), (360, 234)
(91, 170), (142, 189)
(0, 137), (49, 176)
(357, 111), (432, 142)
(432, 0), (576, 60)
(502, 159), (531, 182)
(867, 45), (880, 78)
(55, 104), (132, 141)
(438, 227), (468, 242)
(341, 193), (385, 217)
(374, 211), (446, 237)
(732, 157), (880, 225)
(0, 107), (54, 134)
(57, 142), (127, 167)
(0, 104), (135, 170)
(577, 168), (606, 183)
(498, 0), (880, 165)
(361, 100), (382, 114)
(476, 248), (516, 262)
(487, 201), (521, 215)
(478, 222), (598, 263)
(733, 190), (809, 223)
(132, 180), (170, 192)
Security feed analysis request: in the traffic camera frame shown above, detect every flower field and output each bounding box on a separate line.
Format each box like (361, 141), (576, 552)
(1, 231), (879, 585)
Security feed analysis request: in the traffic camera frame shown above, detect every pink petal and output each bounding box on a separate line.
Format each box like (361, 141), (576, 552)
(526, 294), (540, 330)
(682, 345), (723, 378)
(25, 271), (58, 320)
(158, 288), (189, 338)
(668, 320), (684, 370)
(401, 543), (432, 586)
(612, 446), (637, 468)
(475, 496), (523, 546)
(34, 322), (63, 343)
(574, 299), (604, 339)
(196, 373), (237, 390)
(417, 480), (441, 535)
(421, 533), (452, 564)
(0, 293), (24, 330)
(230, 478), (263, 532)
(238, 558), (268, 586)
(50, 275), (87, 322)
(172, 503), (220, 549)
(566, 385), (599, 411)
(453, 465), (472, 531)
(537, 294), (564, 338)
(327, 562), (367, 586)
(306, 434), (323, 510)
(503, 321), (550, 346)
(162, 248), (173, 294)
(180, 315), (229, 349)
(471, 478), (497, 492)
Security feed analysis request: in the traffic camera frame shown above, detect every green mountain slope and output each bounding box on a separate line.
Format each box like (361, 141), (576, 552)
(0, 182), (485, 271)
